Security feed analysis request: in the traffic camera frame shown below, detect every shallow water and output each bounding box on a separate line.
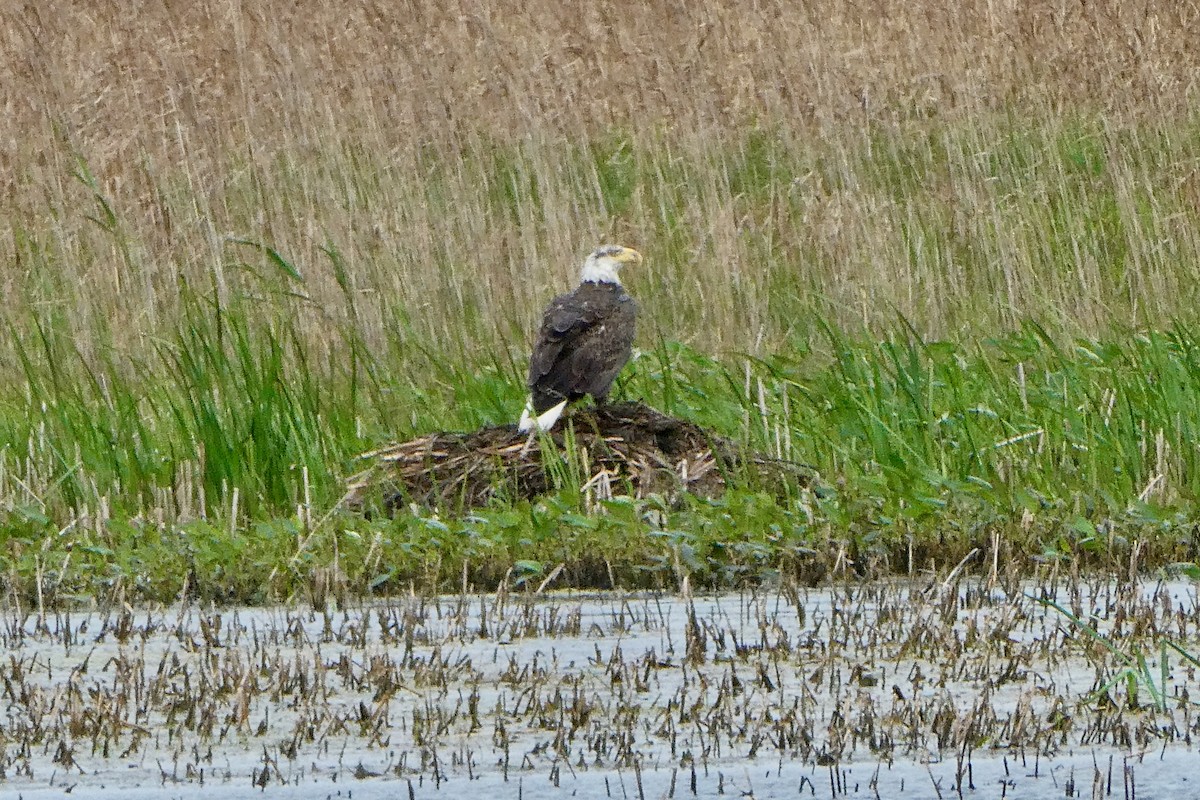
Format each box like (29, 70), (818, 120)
(3, 579), (1199, 798)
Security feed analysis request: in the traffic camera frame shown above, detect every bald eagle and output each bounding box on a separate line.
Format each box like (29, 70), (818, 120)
(518, 245), (643, 432)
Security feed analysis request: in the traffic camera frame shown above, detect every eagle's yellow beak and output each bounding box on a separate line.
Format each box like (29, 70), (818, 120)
(616, 247), (644, 266)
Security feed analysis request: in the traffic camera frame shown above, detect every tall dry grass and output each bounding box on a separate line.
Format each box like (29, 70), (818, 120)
(3, 0), (1200, 360)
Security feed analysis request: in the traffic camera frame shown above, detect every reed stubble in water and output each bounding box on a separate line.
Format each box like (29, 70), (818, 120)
(3, 1), (1200, 599)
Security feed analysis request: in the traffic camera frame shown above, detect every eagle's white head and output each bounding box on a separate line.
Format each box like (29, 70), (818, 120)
(579, 244), (643, 284)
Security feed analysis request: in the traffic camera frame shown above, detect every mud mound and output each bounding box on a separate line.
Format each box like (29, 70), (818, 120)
(344, 402), (808, 513)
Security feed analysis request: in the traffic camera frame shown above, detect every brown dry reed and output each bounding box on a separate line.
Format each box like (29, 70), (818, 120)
(3, 0), (1200, 376)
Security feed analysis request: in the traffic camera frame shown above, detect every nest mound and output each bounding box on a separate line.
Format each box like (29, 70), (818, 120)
(344, 402), (808, 513)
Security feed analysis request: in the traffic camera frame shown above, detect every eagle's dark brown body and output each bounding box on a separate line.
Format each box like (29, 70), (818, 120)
(528, 280), (638, 414)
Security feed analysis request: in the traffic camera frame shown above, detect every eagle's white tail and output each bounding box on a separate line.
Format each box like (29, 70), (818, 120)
(518, 398), (568, 433)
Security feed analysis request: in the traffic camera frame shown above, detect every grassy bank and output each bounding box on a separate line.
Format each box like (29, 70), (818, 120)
(8, 115), (1200, 601)
(4, 2), (1200, 602)
(5, 306), (1200, 603)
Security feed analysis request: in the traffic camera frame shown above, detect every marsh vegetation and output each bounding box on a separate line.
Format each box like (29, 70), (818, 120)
(5, 3), (1200, 797)
(2, 1), (1200, 601)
